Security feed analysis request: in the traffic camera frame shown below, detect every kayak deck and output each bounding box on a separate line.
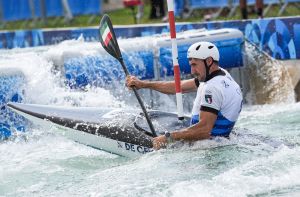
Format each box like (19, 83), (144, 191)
(8, 102), (191, 157)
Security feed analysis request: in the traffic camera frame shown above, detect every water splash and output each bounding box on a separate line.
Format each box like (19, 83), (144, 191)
(244, 41), (295, 104)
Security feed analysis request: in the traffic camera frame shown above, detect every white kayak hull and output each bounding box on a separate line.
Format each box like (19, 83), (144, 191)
(8, 102), (190, 157)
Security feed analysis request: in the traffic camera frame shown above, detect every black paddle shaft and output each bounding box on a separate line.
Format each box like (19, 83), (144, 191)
(120, 60), (157, 136)
(99, 14), (157, 137)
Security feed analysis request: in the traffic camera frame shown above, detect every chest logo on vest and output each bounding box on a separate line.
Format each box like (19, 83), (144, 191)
(205, 94), (212, 104)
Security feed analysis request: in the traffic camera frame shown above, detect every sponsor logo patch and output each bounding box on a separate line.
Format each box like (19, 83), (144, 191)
(205, 94), (212, 104)
(222, 80), (229, 88)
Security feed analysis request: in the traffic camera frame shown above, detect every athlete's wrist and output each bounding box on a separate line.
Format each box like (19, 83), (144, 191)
(141, 81), (150, 89)
(164, 132), (174, 144)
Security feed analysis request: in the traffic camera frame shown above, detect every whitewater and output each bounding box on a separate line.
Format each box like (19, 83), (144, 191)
(0, 39), (299, 197)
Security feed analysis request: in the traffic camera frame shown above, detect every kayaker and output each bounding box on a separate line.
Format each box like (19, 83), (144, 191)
(126, 41), (243, 150)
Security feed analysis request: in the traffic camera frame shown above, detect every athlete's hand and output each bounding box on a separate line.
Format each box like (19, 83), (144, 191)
(152, 135), (167, 150)
(126, 75), (145, 90)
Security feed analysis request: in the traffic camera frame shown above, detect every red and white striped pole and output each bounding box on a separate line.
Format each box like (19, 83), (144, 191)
(166, 0), (184, 120)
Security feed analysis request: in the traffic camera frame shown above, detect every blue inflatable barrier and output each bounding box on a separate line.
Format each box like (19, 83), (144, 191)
(63, 29), (244, 89)
(159, 38), (244, 77)
(64, 50), (155, 88)
(0, 70), (27, 140)
(0, 30), (44, 49)
(70, 28), (99, 42)
(0, 123), (11, 140)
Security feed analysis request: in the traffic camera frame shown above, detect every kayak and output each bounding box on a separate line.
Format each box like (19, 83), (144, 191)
(7, 102), (190, 158)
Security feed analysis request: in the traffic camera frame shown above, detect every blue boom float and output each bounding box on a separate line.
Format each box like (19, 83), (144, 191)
(0, 68), (26, 139)
(64, 28), (244, 89)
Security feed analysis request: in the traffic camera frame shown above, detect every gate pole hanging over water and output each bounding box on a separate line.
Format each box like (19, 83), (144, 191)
(166, 0), (184, 120)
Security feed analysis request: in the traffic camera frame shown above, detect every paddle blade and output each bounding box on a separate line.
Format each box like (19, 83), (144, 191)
(99, 14), (122, 61)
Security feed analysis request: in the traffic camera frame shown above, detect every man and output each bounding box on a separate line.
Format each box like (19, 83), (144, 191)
(126, 41), (243, 150)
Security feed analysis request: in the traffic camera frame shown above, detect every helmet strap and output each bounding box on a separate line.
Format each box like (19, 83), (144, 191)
(204, 58), (213, 82)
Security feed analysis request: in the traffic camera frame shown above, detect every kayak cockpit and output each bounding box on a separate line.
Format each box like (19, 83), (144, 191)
(133, 111), (191, 137)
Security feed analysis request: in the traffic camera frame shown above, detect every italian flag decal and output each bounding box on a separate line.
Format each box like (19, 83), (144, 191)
(100, 22), (112, 47)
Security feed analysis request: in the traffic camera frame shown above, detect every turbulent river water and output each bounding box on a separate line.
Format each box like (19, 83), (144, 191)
(0, 40), (299, 197)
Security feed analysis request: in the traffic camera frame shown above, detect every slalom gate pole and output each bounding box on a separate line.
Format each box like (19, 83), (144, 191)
(166, 0), (184, 120)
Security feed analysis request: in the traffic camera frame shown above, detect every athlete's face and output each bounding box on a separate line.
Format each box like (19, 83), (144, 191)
(189, 58), (206, 82)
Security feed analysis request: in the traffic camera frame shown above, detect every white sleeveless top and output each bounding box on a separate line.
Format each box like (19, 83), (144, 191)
(190, 68), (243, 136)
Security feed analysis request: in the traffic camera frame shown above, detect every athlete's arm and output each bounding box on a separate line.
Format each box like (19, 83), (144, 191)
(126, 76), (197, 94)
(153, 110), (217, 149)
(182, 79), (198, 93)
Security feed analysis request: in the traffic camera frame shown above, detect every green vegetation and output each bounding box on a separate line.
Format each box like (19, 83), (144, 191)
(0, 2), (300, 31)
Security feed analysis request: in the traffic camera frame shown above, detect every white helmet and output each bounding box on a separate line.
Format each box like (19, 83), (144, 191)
(187, 41), (220, 61)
